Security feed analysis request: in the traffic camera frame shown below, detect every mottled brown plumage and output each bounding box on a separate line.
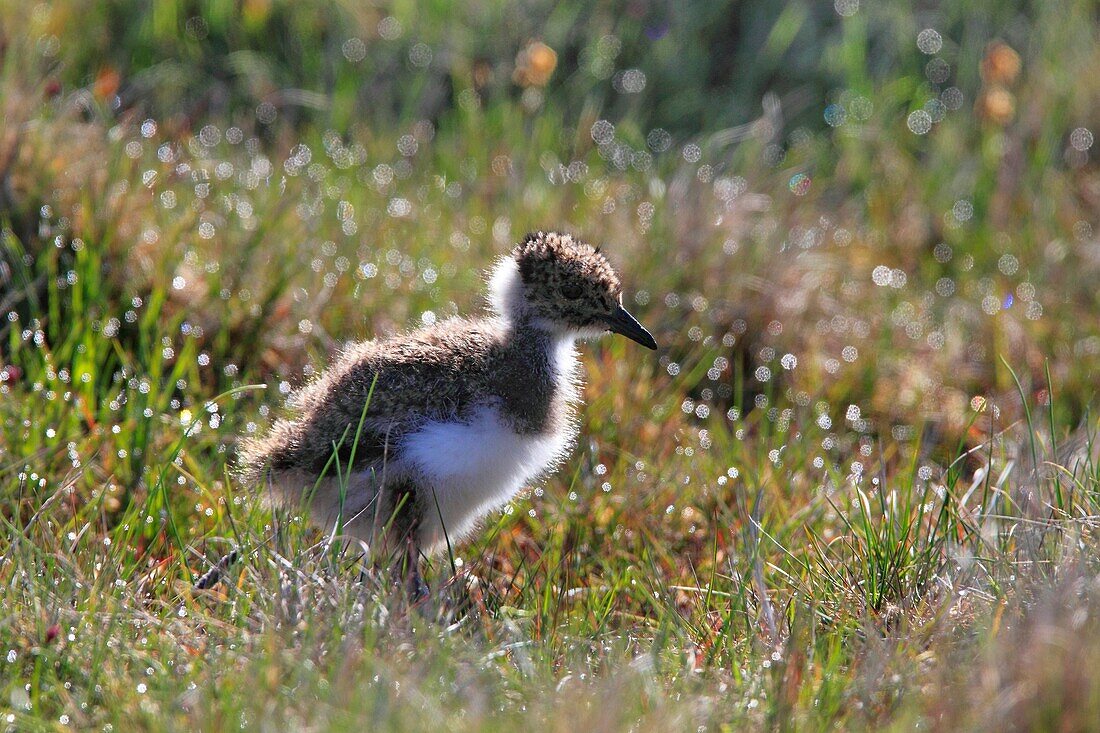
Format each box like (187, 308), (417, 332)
(238, 231), (656, 599)
(245, 318), (567, 476)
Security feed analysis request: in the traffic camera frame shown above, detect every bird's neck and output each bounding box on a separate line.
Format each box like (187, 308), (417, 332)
(505, 314), (571, 356)
(488, 314), (579, 435)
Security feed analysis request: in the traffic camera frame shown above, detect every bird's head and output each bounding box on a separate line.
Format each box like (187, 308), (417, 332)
(488, 231), (657, 349)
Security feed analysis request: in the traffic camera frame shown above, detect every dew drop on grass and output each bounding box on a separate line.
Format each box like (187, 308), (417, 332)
(387, 198), (412, 217)
(342, 37), (367, 63)
(824, 104), (846, 127)
(925, 58), (951, 84)
(646, 128), (672, 152)
(788, 173), (811, 195)
(591, 120), (615, 145)
(952, 199), (974, 222)
(907, 110), (933, 135)
(1070, 127), (1094, 151)
(998, 254), (1019, 275)
(834, 0), (859, 17)
(926, 98), (947, 122)
(916, 28), (943, 54)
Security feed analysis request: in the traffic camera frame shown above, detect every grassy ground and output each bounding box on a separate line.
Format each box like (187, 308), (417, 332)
(2, 1), (1100, 730)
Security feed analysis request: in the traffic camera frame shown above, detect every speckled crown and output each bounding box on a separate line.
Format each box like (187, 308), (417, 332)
(513, 231), (621, 296)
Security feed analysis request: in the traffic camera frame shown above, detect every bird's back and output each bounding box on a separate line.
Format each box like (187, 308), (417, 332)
(237, 314), (570, 482)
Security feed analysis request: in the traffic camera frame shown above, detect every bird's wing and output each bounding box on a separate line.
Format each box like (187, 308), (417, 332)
(247, 322), (496, 479)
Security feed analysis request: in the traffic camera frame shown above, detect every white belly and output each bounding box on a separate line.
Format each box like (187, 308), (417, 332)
(400, 406), (574, 549)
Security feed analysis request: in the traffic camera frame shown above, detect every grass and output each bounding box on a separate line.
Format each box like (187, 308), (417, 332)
(2, 0), (1100, 729)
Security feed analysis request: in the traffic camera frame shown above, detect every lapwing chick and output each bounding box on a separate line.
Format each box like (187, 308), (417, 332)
(239, 231), (657, 599)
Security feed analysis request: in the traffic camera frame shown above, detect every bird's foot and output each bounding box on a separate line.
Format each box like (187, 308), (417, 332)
(402, 537), (430, 606)
(193, 549), (240, 590)
(408, 571), (430, 606)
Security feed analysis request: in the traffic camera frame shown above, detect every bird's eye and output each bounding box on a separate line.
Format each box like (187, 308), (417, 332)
(560, 282), (583, 299)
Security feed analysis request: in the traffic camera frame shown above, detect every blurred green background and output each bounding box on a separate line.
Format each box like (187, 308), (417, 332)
(5, 0), (1097, 440)
(21, 0), (1087, 134)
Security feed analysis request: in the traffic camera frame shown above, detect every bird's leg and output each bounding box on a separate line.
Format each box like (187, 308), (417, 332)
(385, 480), (429, 603)
(404, 536), (429, 604)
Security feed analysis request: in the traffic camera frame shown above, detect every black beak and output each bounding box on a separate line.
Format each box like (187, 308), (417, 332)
(607, 304), (658, 350)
